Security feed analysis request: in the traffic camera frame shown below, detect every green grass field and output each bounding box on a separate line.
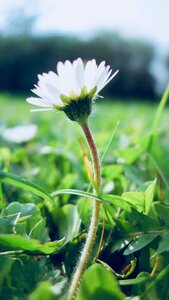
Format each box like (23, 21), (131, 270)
(0, 92), (169, 300)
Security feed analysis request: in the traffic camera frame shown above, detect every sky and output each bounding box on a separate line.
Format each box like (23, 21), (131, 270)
(0, 0), (169, 51)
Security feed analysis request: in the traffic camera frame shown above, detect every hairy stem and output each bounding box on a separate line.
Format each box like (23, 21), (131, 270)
(68, 121), (101, 300)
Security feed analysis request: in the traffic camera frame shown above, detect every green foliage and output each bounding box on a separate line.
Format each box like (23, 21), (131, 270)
(0, 88), (169, 299)
(76, 264), (125, 300)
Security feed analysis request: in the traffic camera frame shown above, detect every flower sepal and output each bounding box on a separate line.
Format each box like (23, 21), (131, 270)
(63, 98), (92, 124)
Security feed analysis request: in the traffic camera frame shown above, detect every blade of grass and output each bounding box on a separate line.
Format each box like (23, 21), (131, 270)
(51, 189), (132, 211)
(147, 83), (169, 152)
(0, 180), (5, 209)
(100, 121), (120, 164)
(0, 171), (54, 211)
(87, 121), (120, 193)
(147, 153), (169, 191)
(51, 189), (103, 202)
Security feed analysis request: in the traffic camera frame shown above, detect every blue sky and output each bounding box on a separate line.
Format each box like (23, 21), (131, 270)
(0, 0), (169, 50)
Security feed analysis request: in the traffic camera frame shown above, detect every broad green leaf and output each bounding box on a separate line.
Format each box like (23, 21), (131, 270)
(28, 281), (54, 300)
(143, 180), (156, 213)
(122, 192), (145, 212)
(0, 256), (15, 285)
(0, 234), (65, 254)
(112, 209), (165, 254)
(154, 232), (169, 256)
(28, 279), (68, 300)
(76, 264), (125, 300)
(77, 198), (93, 227)
(29, 219), (49, 242)
(122, 180), (156, 213)
(0, 254), (65, 299)
(102, 194), (132, 212)
(153, 202), (169, 225)
(124, 234), (158, 255)
(2, 202), (50, 241)
(54, 204), (80, 243)
(0, 213), (20, 234)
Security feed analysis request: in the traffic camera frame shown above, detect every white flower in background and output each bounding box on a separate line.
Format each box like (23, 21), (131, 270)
(2, 125), (37, 143)
(27, 58), (118, 123)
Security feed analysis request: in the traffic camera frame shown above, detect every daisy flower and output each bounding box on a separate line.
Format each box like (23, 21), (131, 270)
(27, 58), (118, 123)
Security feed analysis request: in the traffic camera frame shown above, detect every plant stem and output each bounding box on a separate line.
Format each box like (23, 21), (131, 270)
(68, 121), (101, 300)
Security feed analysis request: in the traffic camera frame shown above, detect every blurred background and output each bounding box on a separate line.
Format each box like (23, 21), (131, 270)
(0, 0), (168, 100)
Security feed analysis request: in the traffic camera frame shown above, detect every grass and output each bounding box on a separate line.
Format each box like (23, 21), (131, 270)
(0, 91), (169, 300)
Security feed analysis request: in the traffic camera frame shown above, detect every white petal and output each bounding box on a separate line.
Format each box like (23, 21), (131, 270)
(104, 70), (119, 85)
(30, 108), (54, 112)
(26, 97), (53, 107)
(84, 60), (97, 91)
(57, 61), (64, 76)
(96, 68), (112, 92)
(56, 61), (72, 95)
(74, 58), (85, 93)
(97, 70), (119, 93)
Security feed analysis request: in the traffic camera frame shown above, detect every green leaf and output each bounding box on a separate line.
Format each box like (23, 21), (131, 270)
(77, 198), (93, 227)
(0, 255), (65, 299)
(0, 171), (54, 211)
(124, 234), (158, 255)
(55, 204), (80, 243)
(0, 234), (65, 254)
(102, 194), (132, 212)
(0, 213), (20, 234)
(143, 180), (156, 213)
(141, 265), (169, 300)
(112, 209), (166, 254)
(28, 277), (68, 300)
(28, 281), (54, 300)
(0, 256), (15, 285)
(2, 202), (50, 241)
(154, 232), (169, 256)
(122, 191), (145, 212)
(76, 264), (125, 300)
(122, 180), (156, 213)
(153, 202), (169, 225)
(29, 219), (49, 242)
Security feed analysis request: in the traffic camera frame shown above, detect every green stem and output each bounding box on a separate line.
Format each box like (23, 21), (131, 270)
(68, 121), (101, 300)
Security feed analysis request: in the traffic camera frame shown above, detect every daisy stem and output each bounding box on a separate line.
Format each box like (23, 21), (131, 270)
(68, 121), (101, 300)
